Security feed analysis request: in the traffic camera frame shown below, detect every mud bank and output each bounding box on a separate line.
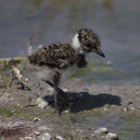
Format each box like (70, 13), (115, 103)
(0, 58), (140, 140)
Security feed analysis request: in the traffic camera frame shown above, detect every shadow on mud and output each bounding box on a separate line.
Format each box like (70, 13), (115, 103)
(43, 92), (121, 113)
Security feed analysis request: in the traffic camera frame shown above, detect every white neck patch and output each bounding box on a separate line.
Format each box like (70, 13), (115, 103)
(72, 33), (81, 50)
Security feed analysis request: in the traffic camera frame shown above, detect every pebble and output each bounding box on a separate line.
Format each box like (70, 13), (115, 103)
(24, 136), (33, 140)
(93, 127), (119, 140)
(11, 121), (24, 127)
(33, 131), (41, 136)
(33, 117), (40, 123)
(104, 107), (108, 112)
(46, 88), (53, 92)
(38, 133), (51, 140)
(7, 121), (13, 127)
(55, 135), (63, 140)
(63, 88), (68, 92)
(64, 110), (69, 113)
(105, 133), (118, 140)
(11, 110), (17, 114)
(130, 106), (135, 110)
(25, 78), (28, 82)
(94, 127), (108, 134)
(123, 107), (128, 112)
(36, 98), (48, 109)
(38, 126), (51, 132)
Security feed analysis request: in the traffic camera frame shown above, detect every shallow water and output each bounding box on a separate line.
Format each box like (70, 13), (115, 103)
(0, 0), (140, 84)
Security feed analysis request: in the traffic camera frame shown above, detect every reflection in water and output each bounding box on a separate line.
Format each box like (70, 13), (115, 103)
(0, 0), (140, 84)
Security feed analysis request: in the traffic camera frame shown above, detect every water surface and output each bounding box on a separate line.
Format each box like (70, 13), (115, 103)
(0, 0), (140, 84)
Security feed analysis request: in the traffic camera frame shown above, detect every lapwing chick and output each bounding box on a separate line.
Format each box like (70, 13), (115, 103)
(28, 28), (105, 114)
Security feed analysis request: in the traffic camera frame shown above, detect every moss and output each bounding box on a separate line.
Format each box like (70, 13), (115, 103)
(62, 126), (84, 140)
(0, 107), (13, 117)
(0, 106), (36, 120)
(92, 109), (103, 117)
(14, 106), (37, 120)
(70, 132), (84, 140)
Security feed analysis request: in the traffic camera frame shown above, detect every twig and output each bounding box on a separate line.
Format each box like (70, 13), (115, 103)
(8, 66), (31, 91)
(12, 66), (31, 90)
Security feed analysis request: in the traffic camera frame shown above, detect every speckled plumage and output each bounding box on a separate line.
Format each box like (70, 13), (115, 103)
(78, 28), (101, 52)
(28, 28), (105, 69)
(28, 43), (79, 69)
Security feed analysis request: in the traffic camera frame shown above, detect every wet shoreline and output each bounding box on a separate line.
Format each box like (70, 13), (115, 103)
(0, 58), (140, 139)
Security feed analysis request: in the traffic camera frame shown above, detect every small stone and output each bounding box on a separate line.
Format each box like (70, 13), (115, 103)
(123, 107), (128, 112)
(11, 110), (17, 114)
(94, 127), (108, 135)
(25, 78), (28, 82)
(55, 135), (63, 140)
(130, 106), (135, 110)
(36, 98), (48, 109)
(64, 110), (69, 113)
(33, 131), (41, 136)
(11, 121), (24, 127)
(91, 133), (94, 137)
(38, 126), (51, 132)
(7, 122), (13, 127)
(105, 132), (118, 140)
(33, 117), (40, 123)
(24, 137), (33, 140)
(104, 107), (108, 112)
(46, 88), (53, 92)
(63, 88), (68, 92)
(38, 133), (51, 140)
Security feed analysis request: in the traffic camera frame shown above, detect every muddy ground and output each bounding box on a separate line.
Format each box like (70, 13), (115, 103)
(0, 58), (140, 140)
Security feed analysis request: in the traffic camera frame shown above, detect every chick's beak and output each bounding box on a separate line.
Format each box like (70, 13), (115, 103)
(96, 50), (105, 58)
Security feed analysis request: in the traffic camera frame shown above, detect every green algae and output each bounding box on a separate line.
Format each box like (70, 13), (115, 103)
(14, 107), (36, 120)
(64, 114), (86, 124)
(0, 57), (25, 72)
(70, 61), (114, 80)
(0, 107), (13, 117)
